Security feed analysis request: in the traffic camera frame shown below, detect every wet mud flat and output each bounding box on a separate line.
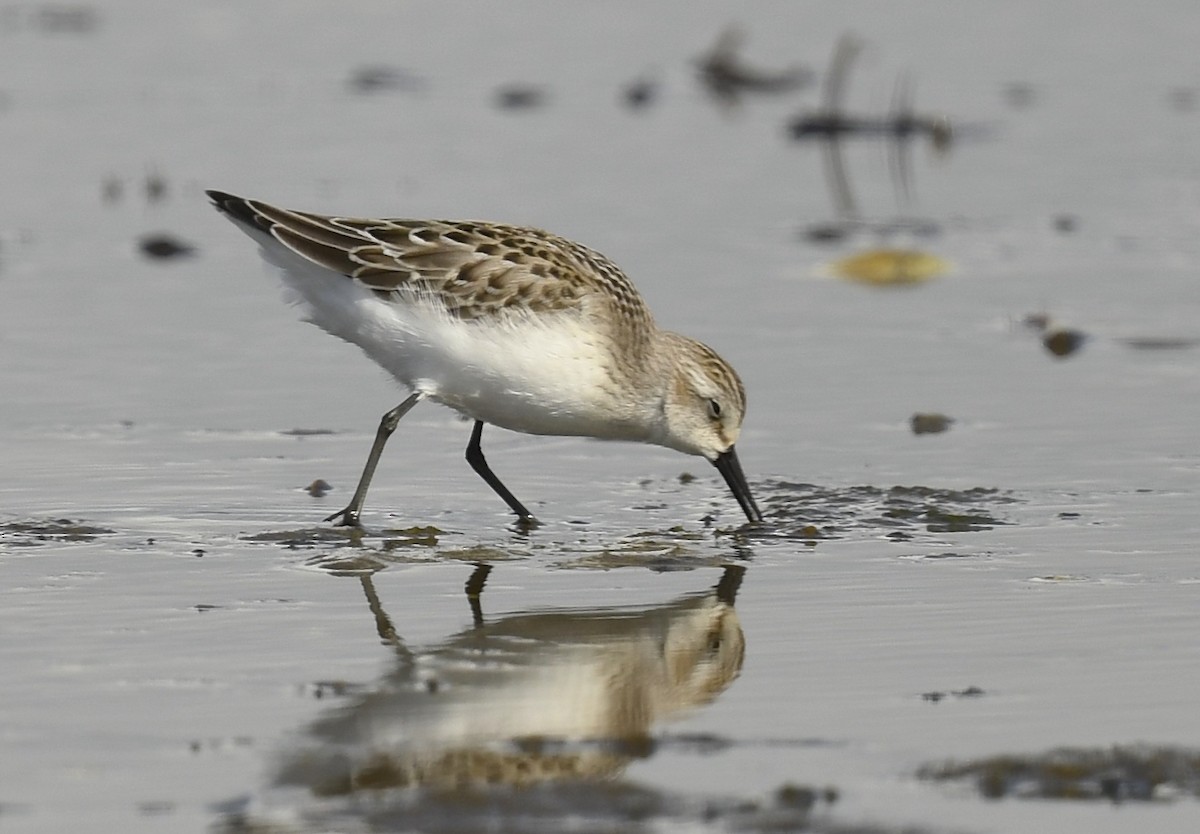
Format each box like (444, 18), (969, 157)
(6, 466), (1195, 834)
(3, 0), (1200, 832)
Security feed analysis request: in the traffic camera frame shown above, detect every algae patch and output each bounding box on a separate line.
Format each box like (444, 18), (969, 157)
(242, 527), (367, 549)
(0, 518), (116, 546)
(829, 248), (949, 285)
(755, 483), (1014, 541)
(919, 745), (1200, 801)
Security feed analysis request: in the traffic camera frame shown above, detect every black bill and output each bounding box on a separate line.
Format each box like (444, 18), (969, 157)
(712, 447), (763, 523)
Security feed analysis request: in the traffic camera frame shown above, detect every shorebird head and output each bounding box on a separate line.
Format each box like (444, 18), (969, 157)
(660, 335), (763, 523)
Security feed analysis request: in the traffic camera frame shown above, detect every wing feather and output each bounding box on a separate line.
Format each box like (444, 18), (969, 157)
(207, 191), (653, 342)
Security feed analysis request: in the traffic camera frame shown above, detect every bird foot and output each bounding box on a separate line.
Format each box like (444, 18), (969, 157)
(324, 507), (362, 527)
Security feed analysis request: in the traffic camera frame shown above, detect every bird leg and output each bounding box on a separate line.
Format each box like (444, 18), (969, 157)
(464, 420), (537, 524)
(325, 392), (422, 527)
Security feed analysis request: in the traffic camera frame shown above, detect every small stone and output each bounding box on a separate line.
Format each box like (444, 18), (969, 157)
(1043, 328), (1087, 357)
(911, 413), (953, 435)
(139, 233), (195, 260)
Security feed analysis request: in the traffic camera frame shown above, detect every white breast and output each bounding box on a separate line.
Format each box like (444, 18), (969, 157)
(258, 242), (654, 440)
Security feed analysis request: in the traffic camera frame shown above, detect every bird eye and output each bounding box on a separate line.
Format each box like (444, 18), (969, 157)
(706, 399), (722, 420)
(706, 630), (723, 654)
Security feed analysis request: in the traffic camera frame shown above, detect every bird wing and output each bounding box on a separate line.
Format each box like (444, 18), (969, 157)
(207, 190), (650, 326)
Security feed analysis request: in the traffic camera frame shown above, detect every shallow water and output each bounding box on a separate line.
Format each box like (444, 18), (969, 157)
(2, 1), (1200, 832)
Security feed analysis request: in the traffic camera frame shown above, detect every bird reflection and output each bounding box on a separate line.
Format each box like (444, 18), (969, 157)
(791, 35), (958, 242)
(275, 565), (746, 796)
(696, 26), (812, 109)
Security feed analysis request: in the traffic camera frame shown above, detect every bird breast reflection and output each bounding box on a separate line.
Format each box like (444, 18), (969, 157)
(277, 565), (746, 795)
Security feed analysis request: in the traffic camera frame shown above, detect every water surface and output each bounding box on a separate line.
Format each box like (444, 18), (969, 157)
(2, 2), (1199, 832)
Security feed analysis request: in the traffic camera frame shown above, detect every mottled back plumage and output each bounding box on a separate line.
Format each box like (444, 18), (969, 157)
(211, 194), (655, 356)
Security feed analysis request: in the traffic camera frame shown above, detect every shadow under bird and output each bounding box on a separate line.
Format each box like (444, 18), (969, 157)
(206, 191), (762, 526)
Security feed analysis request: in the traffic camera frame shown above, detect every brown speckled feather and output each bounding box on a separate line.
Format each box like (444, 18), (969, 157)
(208, 192), (654, 353)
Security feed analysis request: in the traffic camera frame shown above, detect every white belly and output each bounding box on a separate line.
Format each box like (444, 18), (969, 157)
(266, 250), (653, 440)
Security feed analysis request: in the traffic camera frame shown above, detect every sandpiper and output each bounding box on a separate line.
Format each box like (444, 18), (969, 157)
(206, 191), (762, 526)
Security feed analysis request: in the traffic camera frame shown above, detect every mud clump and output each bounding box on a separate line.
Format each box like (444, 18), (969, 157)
(755, 483), (1014, 541)
(910, 413), (953, 435)
(919, 745), (1200, 802)
(1, 518), (115, 546)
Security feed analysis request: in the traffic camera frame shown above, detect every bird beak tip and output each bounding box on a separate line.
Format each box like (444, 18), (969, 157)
(712, 447), (763, 524)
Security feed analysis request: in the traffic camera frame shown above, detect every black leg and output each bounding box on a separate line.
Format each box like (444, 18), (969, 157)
(360, 575), (396, 645)
(715, 564), (746, 606)
(359, 575), (414, 666)
(325, 392), (422, 527)
(464, 421), (536, 523)
(464, 562), (492, 628)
